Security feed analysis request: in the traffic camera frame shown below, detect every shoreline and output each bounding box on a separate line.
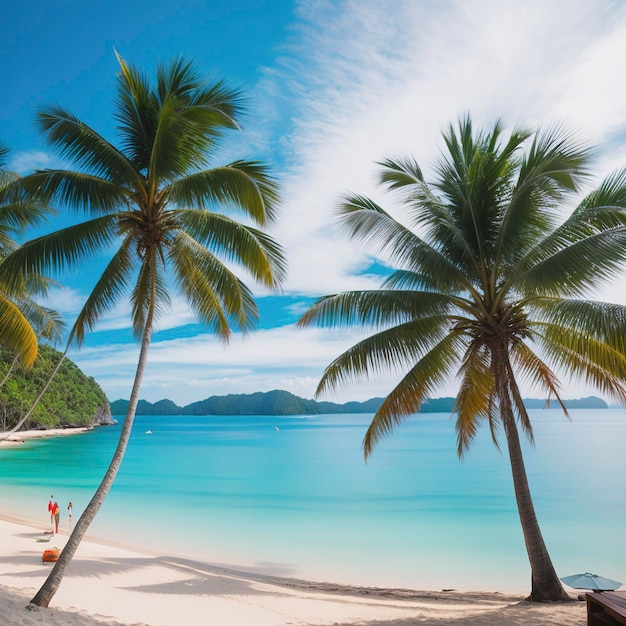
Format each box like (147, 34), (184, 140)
(0, 514), (586, 625)
(0, 427), (90, 447)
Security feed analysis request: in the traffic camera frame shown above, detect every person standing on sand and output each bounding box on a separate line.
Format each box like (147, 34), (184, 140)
(52, 501), (60, 534)
(67, 502), (73, 530)
(47, 495), (54, 530)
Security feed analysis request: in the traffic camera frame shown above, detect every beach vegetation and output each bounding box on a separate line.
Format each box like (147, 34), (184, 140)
(0, 344), (108, 430)
(298, 116), (626, 602)
(2, 53), (286, 607)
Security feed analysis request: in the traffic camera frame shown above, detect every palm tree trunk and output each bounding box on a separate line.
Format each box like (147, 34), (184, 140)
(30, 320), (153, 607)
(0, 354), (18, 388)
(502, 410), (569, 601)
(495, 354), (569, 602)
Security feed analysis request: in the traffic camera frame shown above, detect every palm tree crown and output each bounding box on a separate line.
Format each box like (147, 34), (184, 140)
(299, 116), (626, 601)
(4, 53), (285, 346)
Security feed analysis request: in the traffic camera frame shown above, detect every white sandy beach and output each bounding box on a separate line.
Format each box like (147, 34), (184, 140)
(0, 514), (587, 626)
(0, 427), (90, 447)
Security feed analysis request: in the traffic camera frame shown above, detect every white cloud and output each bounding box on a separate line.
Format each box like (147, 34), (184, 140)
(69, 324), (415, 405)
(38, 286), (85, 316)
(9, 150), (65, 175)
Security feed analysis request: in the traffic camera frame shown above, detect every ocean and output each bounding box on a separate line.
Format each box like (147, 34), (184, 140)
(0, 409), (624, 593)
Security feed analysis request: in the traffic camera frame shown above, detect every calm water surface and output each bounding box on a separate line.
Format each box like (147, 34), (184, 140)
(0, 409), (624, 592)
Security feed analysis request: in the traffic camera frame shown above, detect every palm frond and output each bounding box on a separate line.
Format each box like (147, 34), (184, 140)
(188, 77), (243, 128)
(0, 143), (9, 167)
(0, 295), (38, 367)
(362, 332), (464, 458)
(494, 128), (587, 273)
(455, 343), (494, 456)
(167, 161), (281, 225)
(116, 52), (244, 177)
(114, 51), (154, 170)
(0, 257), (55, 301)
(11, 297), (65, 345)
(0, 215), (119, 293)
(315, 315), (454, 398)
(530, 299), (626, 352)
(536, 324), (626, 404)
(518, 122), (591, 193)
(168, 231), (259, 336)
(297, 289), (454, 331)
(129, 250), (170, 340)
(517, 227), (626, 298)
(70, 237), (134, 346)
(177, 209), (286, 288)
(338, 193), (472, 290)
(509, 341), (566, 409)
(0, 180), (55, 232)
(575, 168), (626, 224)
(377, 156), (424, 191)
(36, 103), (138, 183)
(511, 169), (626, 295)
(16, 170), (130, 215)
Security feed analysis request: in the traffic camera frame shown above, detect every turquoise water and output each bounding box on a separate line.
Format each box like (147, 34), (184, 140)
(1, 409), (625, 592)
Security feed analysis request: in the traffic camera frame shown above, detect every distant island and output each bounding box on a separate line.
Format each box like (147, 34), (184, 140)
(109, 390), (609, 416)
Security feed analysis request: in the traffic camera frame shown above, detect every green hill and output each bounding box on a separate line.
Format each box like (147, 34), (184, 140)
(109, 390), (609, 416)
(0, 344), (112, 430)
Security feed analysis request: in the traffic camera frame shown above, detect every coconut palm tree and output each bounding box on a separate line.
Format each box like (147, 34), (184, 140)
(2, 54), (286, 607)
(298, 116), (626, 602)
(0, 143), (56, 368)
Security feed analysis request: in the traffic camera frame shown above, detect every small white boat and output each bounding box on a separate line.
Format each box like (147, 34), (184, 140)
(146, 430), (152, 435)
(274, 426), (280, 431)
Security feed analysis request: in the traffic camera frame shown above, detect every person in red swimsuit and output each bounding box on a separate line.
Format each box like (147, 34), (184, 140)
(51, 501), (60, 534)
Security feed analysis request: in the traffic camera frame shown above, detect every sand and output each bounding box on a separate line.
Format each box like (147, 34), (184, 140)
(0, 427), (91, 447)
(0, 514), (587, 626)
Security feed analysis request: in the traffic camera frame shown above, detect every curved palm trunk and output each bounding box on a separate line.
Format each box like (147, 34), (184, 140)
(0, 347), (69, 441)
(30, 320), (153, 607)
(0, 354), (18, 388)
(495, 352), (569, 602)
(502, 409), (569, 601)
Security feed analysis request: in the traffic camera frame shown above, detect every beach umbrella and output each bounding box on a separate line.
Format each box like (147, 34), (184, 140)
(560, 572), (623, 591)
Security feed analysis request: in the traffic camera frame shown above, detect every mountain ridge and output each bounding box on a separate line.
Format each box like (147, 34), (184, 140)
(109, 390), (609, 416)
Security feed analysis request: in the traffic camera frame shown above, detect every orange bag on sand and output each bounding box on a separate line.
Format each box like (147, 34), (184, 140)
(42, 548), (60, 562)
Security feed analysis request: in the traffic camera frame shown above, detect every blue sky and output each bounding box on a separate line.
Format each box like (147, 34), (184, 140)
(4, 0), (626, 405)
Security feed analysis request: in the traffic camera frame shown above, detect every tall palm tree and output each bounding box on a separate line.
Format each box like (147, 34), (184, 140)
(298, 116), (626, 602)
(0, 143), (55, 368)
(2, 54), (286, 607)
